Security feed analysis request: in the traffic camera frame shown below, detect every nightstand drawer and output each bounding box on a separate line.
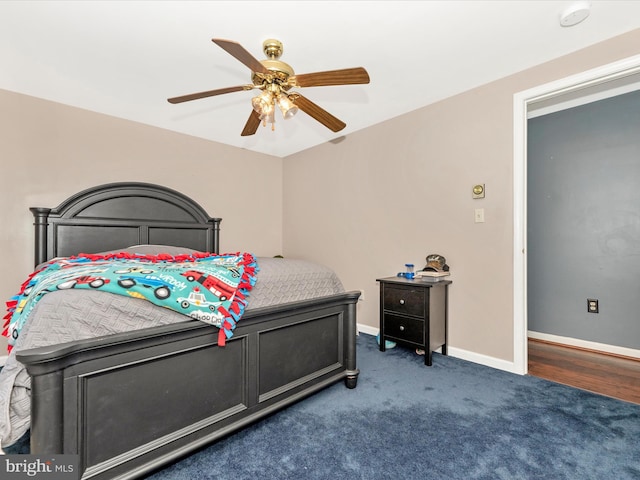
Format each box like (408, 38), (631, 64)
(383, 286), (425, 317)
(384, 313), (424, 344)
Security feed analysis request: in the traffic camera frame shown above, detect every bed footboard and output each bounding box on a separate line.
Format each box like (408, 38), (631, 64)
(17, 292), (360, 480)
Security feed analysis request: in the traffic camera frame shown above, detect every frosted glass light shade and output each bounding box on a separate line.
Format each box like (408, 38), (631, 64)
(276, 94), (299, 119)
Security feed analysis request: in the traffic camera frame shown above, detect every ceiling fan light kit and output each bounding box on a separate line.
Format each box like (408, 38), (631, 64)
(168, 38), (370, 136)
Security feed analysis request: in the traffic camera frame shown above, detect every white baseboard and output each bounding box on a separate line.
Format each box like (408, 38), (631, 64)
(357, 323), (378, 336)
(528, 330), (640, 360)
(446, 346), (520, 374)
(356, 324), (521, 374)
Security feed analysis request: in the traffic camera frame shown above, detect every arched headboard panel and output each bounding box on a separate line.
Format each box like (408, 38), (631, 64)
(31, 182), (221, 265)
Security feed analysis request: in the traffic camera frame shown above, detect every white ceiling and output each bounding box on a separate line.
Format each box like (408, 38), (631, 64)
(2, 1), (640, 158)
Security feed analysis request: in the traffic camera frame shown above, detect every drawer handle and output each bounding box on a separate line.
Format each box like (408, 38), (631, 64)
(399, 325), (405, 331)
(399, 299), (405, 305)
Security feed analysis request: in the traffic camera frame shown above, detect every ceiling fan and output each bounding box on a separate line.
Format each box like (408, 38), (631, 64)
(168, 38), (370, 136)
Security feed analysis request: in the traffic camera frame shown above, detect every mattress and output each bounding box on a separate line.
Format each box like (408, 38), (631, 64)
(0, 256), (344, 448)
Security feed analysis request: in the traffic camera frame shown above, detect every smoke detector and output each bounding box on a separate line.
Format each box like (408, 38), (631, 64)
(559, 1), (591, 27)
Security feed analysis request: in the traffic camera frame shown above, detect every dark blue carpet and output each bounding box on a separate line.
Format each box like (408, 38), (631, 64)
(144, 334), (640, 480)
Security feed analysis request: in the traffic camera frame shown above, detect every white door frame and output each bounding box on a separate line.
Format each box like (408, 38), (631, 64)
(512, 54), (640, 375)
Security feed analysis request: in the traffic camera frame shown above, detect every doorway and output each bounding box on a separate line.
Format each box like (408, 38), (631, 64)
(512, 54), (640, 375)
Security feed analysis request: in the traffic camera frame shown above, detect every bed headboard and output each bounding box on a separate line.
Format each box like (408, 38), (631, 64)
(30, 182), (221, 266)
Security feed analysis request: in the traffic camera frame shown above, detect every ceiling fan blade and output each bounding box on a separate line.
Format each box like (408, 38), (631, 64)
(167, 85), (251, 104)
(289, 67), (370, 88)
(241, 110), (261, 136)
(291, 94), (346, 132)
(212, 38), (270, 75)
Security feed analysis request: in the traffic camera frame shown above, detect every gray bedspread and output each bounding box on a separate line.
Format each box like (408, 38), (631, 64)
(0, 257), (344, 448)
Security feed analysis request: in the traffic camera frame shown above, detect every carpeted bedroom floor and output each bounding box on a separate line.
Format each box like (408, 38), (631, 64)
(5, 334), (640, 479)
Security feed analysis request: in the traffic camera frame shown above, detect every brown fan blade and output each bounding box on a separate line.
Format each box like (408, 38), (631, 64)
(168, 85), (252, 104)
(291, 94), (346, 132)
(212, 38), (269, 75)
(241, 110), (261, 136)
(289, 67), (370, 88)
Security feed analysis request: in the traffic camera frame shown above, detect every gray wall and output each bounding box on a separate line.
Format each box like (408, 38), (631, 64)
(527, 90), (640, 349)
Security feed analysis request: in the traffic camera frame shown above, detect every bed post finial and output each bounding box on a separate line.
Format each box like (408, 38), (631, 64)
(210, 217), (222, 254)
(30, 207), (51, 267)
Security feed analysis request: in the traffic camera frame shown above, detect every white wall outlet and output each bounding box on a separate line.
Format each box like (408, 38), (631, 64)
(475, 208), (485, 223)
(358, 289), (365, 301)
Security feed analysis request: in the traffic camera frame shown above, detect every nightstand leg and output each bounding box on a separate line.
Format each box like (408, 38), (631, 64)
(425, 351), (432, 366)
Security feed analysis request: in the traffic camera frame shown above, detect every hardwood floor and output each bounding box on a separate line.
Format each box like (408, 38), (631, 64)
(528, 339), (640, 405)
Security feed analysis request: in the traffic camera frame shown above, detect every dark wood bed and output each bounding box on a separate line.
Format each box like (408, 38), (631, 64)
(15, 182), (360, 479)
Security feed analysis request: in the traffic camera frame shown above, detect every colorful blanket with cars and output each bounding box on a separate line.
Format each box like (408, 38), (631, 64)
(3, 251), (258, 352)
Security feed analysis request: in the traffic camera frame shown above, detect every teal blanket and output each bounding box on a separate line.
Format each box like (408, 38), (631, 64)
(3, 251), (258, 352)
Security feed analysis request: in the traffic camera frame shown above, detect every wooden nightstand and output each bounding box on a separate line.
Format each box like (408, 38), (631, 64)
(377, 276), (451, 366)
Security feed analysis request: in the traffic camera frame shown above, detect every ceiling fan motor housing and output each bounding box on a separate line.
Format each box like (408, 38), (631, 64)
(252, 39), (295, 89)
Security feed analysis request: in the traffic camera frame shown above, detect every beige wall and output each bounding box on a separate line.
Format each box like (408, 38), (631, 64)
(283, 29), (640, 364)
(0, 90), (283, 353)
